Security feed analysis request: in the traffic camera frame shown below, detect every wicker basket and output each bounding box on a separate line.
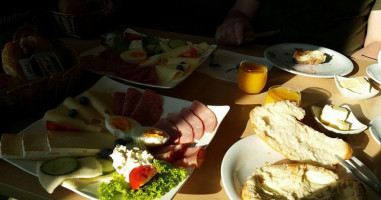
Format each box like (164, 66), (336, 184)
(49, 9), (116, 38)
(0, 63), (81, 114)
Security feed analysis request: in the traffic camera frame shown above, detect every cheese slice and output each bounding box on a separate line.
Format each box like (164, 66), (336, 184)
(38, 157), (102, 194)
(155, 65), (184, 84)
(81, 91), (113, 118)
(339, 76), (371, 94)
(62, 173), (113, 190)
(63, 97), (103, 125)
(48, 131), (116, 156)
(0, 134), (24, 159)
(23, 133), (51, 160)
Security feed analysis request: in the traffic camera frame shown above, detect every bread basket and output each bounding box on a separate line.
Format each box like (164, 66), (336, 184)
(0, 44), (80, 114)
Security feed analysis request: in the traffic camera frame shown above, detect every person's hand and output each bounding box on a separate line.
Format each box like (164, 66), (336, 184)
(215, 11), (254, 45)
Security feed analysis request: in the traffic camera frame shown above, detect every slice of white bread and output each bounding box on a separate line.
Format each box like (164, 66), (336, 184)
(249, 101), (353, 168)
(292, 49), (326, 65)
(242, 163), (366, 200)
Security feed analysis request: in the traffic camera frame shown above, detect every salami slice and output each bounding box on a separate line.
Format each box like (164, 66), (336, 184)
(166, 113), (194, 144)
(122, 88), (142, 117)
(189, 100), (217, 133)
(130, 89), (162, 126)
(153, 118), (180, 144)
(179, 108), (204, 141)
(113, 92), (125, 116)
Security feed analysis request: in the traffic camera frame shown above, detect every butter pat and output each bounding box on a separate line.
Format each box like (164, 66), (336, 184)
(339, 76), (371, 94)
(320, 105), (350, 131)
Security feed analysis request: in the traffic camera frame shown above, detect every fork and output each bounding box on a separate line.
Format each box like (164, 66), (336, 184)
(335, 154), (381, 196)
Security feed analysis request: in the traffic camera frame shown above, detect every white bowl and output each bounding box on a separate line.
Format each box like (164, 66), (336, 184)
(311, 104), (368, 135)
(369, 115), (381, 145)
(334, 75), (379, 100)
(366, 64), (381, 85)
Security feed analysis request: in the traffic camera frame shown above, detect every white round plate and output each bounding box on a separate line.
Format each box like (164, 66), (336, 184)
(369, 115), (381, 145)
(264, 43), (353, 78)
(366, 64), (381, 84)
(221, 134), (286, 200)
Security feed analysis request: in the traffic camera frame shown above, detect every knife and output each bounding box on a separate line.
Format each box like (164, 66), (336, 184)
(335, 154), (381, 196)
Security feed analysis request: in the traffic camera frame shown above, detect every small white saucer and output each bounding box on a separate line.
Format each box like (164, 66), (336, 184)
(334, 75), (379, 100)
(366, 64), (381, 85)
(369, 115), (381, 145)
(311, 105), (367, 135)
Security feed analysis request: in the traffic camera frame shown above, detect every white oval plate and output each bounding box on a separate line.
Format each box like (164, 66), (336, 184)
(264, 43), (353, 78)
(369, 115), (381, 145)
(311, 105), (367, 134)
(366, 64), (381, 85)
(334, 75), (379, 100)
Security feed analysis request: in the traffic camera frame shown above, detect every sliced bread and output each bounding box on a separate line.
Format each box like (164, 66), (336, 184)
(249, 101), (353, 168)
(292, 49), (326, 65)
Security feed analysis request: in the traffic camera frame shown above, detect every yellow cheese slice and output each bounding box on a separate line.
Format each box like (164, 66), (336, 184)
(155, 65), (184, 84)
(38, 157), (102, 194)
(0, 134), (23, 159)
(23, 133), (51, 160)
(81, 91), (113, 118)
(62, 173), (113, 190)
(63, 97), (103, 125)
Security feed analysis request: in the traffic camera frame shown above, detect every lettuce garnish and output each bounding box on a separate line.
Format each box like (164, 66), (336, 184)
(98, 160), (188, 200)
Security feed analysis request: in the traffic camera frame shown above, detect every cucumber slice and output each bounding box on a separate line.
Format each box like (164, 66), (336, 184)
(40, 157), (79, 176)
(98, 158), (115, 175)
(168, 39), (186, 49)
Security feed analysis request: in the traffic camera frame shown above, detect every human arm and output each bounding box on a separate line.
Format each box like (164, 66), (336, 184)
(215, 0), (260, 45)
(364, 9), (381, 46)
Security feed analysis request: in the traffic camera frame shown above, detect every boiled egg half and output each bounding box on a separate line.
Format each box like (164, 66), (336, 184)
(131, 126), (170, 147)
(120, 50), (147, 65)
(139, 54), (161, 67)
(105, 116), (141, 139)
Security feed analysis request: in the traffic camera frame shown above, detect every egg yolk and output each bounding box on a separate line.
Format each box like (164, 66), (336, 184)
(130, 52), (146, 58)
(143, 129), (165, 138)
(110, 117), (130, 131)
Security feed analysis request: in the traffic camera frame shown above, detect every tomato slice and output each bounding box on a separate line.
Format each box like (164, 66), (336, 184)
(46, 120), (80, 131)
(129, 165), (157, 190)
(124, 32), (144, 42)
(179, 48), (198, 58)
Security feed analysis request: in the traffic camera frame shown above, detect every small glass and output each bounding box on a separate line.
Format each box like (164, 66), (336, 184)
(264, 85), (301, 106)
(237, 60), (268, 94)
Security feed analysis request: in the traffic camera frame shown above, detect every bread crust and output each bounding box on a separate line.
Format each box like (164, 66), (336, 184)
(1, 41), (26, 82)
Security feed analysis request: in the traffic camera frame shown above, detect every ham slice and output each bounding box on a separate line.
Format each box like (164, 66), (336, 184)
(189, 100), (217, 133)
(179, 108), (204, 141)
(150, 144), (190, 162)
(122, 88), (142, 117)
(130, 89), (162, 126)
(173, 147), (207, 168)
(166, 113), (194, 144)
(154, 118), (180, 144)
(113, 92), (125, 116)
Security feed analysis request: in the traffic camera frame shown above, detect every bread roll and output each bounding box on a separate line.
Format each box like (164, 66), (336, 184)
(242, 163), (366, 200)
(1, 41), (26, 82)
(292, 49), (326, 65)
(249, 101), (352, 168)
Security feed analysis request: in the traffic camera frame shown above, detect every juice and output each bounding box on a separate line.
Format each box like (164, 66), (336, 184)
(237, 61), (268, 94)
(264, 86), (301, 106)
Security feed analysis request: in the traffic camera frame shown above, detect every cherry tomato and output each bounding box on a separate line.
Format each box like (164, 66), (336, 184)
(46, 120), (80, 131)
(179, 48), (198, 58)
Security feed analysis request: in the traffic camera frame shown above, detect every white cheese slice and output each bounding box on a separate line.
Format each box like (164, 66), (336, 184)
(62, 173), (113, 190)
(38, 157), (102, 194)
(48, 131), (116, 156)
(63, 97), (103, 125)
(0, 134), (24, 159)
(81, 91), (113, 118)
(23, 133), (51, 160)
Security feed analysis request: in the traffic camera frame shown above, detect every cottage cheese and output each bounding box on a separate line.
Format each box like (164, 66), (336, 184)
(110, 145), (154, 182)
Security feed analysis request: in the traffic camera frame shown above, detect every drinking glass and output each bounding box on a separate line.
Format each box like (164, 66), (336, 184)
(237, 60), (268, 94)
(264, 85), (301, 106)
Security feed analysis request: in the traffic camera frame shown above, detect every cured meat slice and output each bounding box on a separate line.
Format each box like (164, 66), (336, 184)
(122, 88), (142, 117)
(113, 92), (125, 116)
(130, 89), (163, 126)
(173, 147), (207, 168)
(150, 144), (190, 162)
(166, 113), (194, 144)
(189, 100), (217, 133)
(154, 118), (180, 144)
(179, 108), (204, 141)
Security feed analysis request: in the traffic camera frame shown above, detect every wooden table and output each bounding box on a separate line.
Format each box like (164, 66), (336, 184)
(1, 26), (381, 200)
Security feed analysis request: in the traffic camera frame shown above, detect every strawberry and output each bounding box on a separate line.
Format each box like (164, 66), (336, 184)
(46, 120), (80, 131)
(129, 165), (157, 190)
(179, 48), (198, 58)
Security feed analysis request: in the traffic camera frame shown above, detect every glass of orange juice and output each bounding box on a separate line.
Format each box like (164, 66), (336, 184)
(264, 85), (302, 106)
(237, 60), (268, 94)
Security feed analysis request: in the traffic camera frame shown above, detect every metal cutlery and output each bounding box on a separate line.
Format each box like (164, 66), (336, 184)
(335, 154), (381, 196)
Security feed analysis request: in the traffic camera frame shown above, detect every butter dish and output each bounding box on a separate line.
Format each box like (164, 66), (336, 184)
(369, 115), (381, 145)
(334, 75), (379, 100)
(311, 104), (367, 135)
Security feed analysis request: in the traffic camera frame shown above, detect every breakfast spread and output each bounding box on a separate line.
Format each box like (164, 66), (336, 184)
(292, 48), (327, 65)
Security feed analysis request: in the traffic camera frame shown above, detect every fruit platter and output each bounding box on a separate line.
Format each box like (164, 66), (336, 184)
(80, 28), (217, 89)
(0, 76), (229, 200)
